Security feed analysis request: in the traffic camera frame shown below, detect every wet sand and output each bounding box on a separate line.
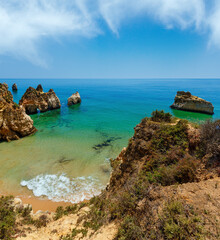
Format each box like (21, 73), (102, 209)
(0, 193), (72, 213)
(20, 196), (73, 213)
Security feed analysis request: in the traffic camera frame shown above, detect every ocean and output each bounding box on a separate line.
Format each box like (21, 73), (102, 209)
(0, 79), (219, 202)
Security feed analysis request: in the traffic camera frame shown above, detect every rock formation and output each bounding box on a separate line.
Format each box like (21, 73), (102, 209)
(2, 111), (220, 240)
(36, 84), (43, 92)
(19, 85), (61, 114)
(0, 83), (37, 141)
(170, 91), (214, 115)
(12, 83), (18, 91)
(67, 92), (81, 106)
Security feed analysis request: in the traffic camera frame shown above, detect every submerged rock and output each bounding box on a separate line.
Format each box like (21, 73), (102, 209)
(12, 83), (18, 91)
(92, 137), (121, 151)
(0, 83), (37, 142)
(19, 86), (61, 114)
(67, 92), (81, 106)
(170, 91), (214, 115)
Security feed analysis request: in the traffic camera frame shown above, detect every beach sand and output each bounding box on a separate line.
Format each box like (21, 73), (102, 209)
(20, 196), (73, 213)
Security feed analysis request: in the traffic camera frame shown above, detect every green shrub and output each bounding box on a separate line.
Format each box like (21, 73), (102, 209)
(60, 228), (88, 240)
(199, 120), (220, 161)
(34, 215), (48, 228)
(0, 196), (16, 240)
(160, 200), (204, 240)
(54, 206), (64, 220)
(145, 155), (198, 186)
(151, 110), (172, 123)
(84, 198), (107, 231)
(115, 216), (144, 240)
(151, 120), (188, 153)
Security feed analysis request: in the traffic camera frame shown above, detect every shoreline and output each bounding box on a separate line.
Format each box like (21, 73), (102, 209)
(1, 193), (73, 213)
(20, 196), (73, 213)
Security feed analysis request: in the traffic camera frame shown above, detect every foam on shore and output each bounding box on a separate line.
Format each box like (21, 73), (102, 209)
(21, 174), (104, 203)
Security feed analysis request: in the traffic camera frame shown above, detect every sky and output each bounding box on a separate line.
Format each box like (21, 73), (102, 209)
(0, 0), (220, 79)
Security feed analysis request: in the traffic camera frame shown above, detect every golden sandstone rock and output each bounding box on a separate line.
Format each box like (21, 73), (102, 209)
(0, 83), (36, 141)
(170, 91), (214, 115)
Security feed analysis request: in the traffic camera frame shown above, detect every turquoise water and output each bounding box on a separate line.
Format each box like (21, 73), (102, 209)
(0, 79), (219, 202)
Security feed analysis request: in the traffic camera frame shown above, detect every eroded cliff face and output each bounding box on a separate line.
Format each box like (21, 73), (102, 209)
(19, 85), (61, 114)
(108, 116), (219, 194)
(170, 91), (214, 115)
(4, 112), (220, 240)
(102, 115), (220, 239)
(0, 83), (37, 141)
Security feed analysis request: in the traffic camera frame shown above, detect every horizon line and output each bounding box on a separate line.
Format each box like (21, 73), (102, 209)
(1, 78), (220, 80)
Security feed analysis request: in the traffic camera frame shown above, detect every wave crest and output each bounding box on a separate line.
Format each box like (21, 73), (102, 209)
(21, 174), (104, 203)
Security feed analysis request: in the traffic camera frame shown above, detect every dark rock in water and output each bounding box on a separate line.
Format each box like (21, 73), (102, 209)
(19, 86), (61, 114)
(12, 83), (18, 91)
(68, 92), (81, 106)
(100, 164), (111, 174)
(0, 83), (37, 142)
(58, 156), (74, 163)
(36, 84), (43, 92)
(93, 137), (121, 151)
(170, 91), (214, 115)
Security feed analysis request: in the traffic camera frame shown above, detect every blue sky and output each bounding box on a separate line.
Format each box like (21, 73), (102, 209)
(0, 0), (220, 78)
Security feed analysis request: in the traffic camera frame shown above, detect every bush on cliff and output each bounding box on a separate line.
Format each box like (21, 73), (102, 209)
(159, 200), (204, 240)
(0, 196), (16, 240)
(151, 110), (172, 123)
(199, 120), (220, 162)
(151, 119), (188, 153)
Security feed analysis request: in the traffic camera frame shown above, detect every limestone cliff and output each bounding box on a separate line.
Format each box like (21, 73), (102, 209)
(0, 83), (37, 142)
(170, 91), (214, 115)
(19, 85), (61, 114)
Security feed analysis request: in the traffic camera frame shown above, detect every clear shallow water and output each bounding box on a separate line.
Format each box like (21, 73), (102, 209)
(0, 79), (220, 202)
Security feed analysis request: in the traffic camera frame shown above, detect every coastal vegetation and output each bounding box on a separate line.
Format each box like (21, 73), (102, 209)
(57, 111), (220, 240)
(1, 110), (220, 239)
(0, 196), (49, 239)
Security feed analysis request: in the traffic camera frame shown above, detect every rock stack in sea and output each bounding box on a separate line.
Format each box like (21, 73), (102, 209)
(170, 91), (214, 115)
(12, 83), (18, 91)
(19, 84), (61, 114)
(0, 83), (37, 141)
(67, 91), (81, 106)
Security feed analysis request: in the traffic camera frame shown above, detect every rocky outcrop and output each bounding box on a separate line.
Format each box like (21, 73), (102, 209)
(0, 83), (37, 141)
(36, 84), (43, 92)
(170, 91), (214, 115)
(12, 83), (18, 91)
(19, 85), (61, 114)
(67, 92), (81, 106)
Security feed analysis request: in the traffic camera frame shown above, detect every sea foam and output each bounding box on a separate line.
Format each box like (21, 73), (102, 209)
(20, 174), (104, 203)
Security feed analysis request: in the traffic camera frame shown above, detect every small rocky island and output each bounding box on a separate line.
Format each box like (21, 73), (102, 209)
(19, 85), (61, 114)
(170, 91), (214, 115)
(68, 91), (81, 106)
(0, 83), (37, 141)
(12, 83), (18, 91)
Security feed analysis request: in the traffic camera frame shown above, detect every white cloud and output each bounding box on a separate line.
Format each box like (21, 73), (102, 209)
(98, 0), (205, 34)
(0, 0), (100, 65)
(0, 0), (219, 65)
(207, 0), (220, 48)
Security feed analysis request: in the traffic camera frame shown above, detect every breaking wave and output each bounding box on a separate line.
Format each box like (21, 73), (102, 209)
(20, 174), (104, 203)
